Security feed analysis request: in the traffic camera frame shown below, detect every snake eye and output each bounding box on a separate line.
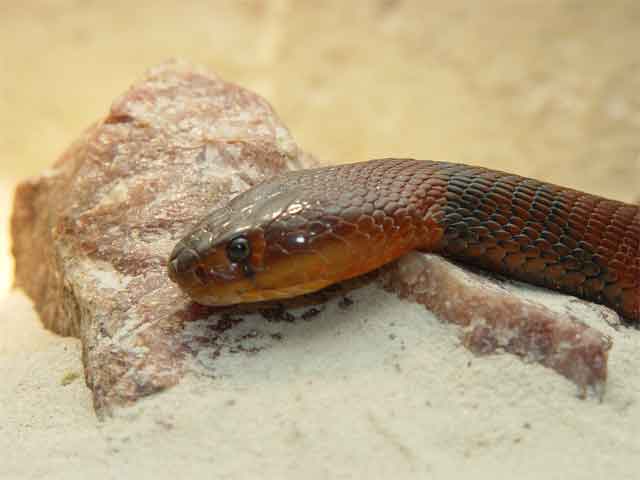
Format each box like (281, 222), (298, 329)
(226, 236), (251, 263)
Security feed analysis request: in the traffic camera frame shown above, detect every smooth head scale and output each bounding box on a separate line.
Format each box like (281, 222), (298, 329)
(167, 167), (421, 305)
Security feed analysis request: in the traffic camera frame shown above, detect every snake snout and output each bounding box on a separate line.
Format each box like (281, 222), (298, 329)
(168, 242), (200, 283)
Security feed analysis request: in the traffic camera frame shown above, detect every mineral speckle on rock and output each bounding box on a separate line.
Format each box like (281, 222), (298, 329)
(381, 253), (613, 396)
(11, 61), (316, 414)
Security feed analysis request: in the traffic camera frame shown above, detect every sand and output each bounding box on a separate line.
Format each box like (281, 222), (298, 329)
(2, 276), (640, 479)
(1, 175), (639, 478)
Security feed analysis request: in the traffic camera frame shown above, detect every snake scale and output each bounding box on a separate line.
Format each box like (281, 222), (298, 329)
(168, 159), (639, 323)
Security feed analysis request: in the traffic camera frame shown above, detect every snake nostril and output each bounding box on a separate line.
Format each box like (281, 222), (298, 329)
(168, 247), (200, 277)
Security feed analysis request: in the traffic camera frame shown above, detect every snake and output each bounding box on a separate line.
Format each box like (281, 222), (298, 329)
(168, 159), (639, 323)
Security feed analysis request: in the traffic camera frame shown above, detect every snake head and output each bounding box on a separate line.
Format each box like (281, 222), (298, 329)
(167, 162), (430, 306)
(168, 223), (271, 304)
(167, 175), (358, 305)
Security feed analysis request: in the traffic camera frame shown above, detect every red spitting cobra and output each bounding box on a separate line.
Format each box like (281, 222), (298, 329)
(168, 159), (639, 323)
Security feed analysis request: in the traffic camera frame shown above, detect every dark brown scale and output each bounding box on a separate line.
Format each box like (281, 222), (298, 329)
(436, 162), (638, 322)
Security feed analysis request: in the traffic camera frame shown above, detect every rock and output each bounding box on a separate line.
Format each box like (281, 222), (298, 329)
(11, 61), (616, 415)
(382, 253), (613, 397)
(11, 61), (316, 414)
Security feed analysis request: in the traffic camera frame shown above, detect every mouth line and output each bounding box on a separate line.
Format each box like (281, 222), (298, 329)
(209, 268), (237, 282)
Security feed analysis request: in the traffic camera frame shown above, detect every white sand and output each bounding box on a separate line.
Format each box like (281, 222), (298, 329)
(1, 183), (639, 480)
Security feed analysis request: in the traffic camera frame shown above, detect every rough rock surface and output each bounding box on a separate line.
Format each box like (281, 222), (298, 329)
(382, 253), (614, 396)
(11, 62), (618, 414)
(11, 62), (316, 414)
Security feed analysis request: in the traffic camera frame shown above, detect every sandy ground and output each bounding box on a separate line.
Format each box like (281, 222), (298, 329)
(1, 1), (639, 479)
(2, 263), (640, 479)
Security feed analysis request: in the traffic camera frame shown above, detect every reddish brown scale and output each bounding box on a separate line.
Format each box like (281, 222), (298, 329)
(329, 159), (637, 322)
(169, 159), (639, 321)
(431, 160), (639, 322)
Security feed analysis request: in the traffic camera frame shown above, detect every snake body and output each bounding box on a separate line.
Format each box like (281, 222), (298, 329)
(168, 159), (639, 323)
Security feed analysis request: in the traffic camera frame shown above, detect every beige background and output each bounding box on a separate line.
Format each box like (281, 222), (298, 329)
(1, 2), (639, 479)
(3, 0), (639, 314)
(2, 0), (639, 200)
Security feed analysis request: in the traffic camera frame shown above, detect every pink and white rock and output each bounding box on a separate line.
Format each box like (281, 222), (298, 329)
(11, 61), (315, 414)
